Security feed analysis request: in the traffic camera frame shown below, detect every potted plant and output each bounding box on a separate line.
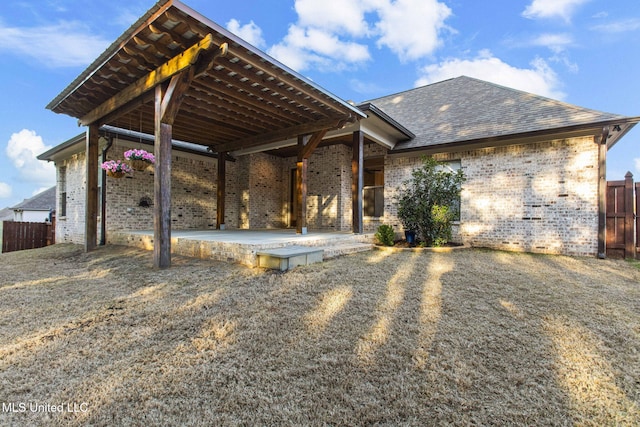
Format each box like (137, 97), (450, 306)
(101, 160), (133, 178)
(124, 149), (155, 171)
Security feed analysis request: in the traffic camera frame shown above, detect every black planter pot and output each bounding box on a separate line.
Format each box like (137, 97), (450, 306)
(404, 230), (417, 245)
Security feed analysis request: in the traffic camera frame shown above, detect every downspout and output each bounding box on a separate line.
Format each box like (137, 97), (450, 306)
(597, 126), (610, 259)
(100, 136), (113, 246)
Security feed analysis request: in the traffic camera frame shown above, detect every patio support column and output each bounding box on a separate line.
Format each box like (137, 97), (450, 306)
(154, 84), (173, 268)
(597, 126), (609, 259)
(296, 135), (309, 234)
(217, 151), (226, 230)
(352, 130), (364, 234)
(84, 123), (100, 252)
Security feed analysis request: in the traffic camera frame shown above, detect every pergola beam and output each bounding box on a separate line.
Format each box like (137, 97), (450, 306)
(215, 117), (348, 153)
(79, 34), (225, 126)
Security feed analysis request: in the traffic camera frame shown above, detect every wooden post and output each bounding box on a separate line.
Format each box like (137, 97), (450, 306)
(217, 151), (227, 230)
(597, 128), (608, 259)
(636, 181), (640, 259)
(154, 85), (172, 268)
(296, 159), (308, 234)
(85, 124), (100, 252)
(624, 172), (635, 259)
(352, 130), (364, 234)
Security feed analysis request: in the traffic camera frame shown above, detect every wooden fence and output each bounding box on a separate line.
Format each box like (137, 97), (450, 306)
(606, 172), (638, 259)
(1, 220), (55, 253)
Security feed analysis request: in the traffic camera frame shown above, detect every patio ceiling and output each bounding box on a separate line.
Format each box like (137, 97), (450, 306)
(46, 0), (365, 153)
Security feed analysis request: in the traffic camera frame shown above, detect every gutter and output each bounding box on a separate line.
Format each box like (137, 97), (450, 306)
(100, 136), (113, 246)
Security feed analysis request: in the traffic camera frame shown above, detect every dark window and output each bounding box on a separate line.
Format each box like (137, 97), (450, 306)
(363, 158), (384, 218)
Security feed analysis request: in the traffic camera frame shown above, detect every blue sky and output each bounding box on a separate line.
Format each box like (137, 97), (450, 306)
(0, 0), (638, 208)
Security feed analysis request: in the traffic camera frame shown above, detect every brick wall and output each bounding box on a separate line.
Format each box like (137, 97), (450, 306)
(282, 144), (354, 231)
(104, 140), (225, 233)
(385, 136), (600, 256)
(237, 153), (285, 229)
(55, 152), (88, 244)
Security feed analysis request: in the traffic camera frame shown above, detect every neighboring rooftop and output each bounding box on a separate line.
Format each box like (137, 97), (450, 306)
(367, 76), (639, 153)
(11, 186), (56, 212)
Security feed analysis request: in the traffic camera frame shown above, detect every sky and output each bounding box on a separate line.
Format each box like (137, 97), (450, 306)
(0, 0), (639, 208)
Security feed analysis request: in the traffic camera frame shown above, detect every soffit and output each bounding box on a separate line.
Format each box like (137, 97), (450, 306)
(47, 0), (364, 152)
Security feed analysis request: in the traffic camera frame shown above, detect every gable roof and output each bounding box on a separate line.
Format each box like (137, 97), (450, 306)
(366, 76), (639, 153)
(11, 186), (56, 212)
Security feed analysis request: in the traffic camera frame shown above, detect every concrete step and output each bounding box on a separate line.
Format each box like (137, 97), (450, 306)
(322, 242), (374, 259)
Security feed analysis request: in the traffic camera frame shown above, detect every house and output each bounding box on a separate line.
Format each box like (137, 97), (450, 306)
(9, 186), (56, 223)
(40, 0), (639, 265)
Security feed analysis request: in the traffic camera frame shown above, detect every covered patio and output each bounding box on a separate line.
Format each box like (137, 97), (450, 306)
(109, 228), (374, 267)
(46, 0), (409, 267)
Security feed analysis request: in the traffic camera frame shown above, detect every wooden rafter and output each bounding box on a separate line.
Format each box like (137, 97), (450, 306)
(214, 117), (349, 153)
(79, 34), (225, 126)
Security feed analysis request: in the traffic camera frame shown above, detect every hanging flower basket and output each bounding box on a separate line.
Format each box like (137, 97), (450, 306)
(124, 149), (155, 171)
(106, 170), (126, 178)
(128, 159), (152, 171)
(102, 160), (132, 178)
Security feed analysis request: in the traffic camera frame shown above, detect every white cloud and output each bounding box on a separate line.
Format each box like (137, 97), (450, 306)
(269, 24), (371, 72)
(295, 0), (372, 36)
(6, 129), (56, 185)
(0, 182), (12, 199)
(522, 0), (590, 22)
(266, 0), (453, 71)
(375, 0), (453, 61)
(591, 18), (640, 34)
(0, 20), (110, 67)
(635, 158), (640, 174)
(416, 50), (565, 99)
(226, 19), (266, 49)
(530, 33), (573, 53)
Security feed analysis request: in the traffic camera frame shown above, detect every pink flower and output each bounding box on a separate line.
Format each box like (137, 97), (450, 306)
(124, 149), (155, 163)
(101, 160), (133, 173)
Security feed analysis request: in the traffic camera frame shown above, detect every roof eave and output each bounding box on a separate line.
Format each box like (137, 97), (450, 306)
(389, 117), (640, 156)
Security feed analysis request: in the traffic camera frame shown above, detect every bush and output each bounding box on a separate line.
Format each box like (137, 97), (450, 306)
(396, 156), (465, 247)
(375, 224), (395, 246)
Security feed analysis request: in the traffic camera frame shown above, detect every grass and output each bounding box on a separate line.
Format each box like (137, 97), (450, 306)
(1, 244), (639, 426)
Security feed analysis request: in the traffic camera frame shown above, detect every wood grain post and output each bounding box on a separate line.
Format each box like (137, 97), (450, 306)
(352, 130), (364, 234)
(296, 159), (308, 234)
(84, 124), (100, 252)
(597, 128), (608, 259)
(154, 85), (172, 268)
(217, 151), (226, 230)
(624, 172), (635, 259)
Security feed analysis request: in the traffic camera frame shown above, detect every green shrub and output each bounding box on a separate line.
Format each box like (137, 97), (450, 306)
(396, 156), (465, 246)
(375, 224), (395, 246)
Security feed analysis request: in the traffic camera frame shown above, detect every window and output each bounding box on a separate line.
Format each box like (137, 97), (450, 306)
(59, 166), (67, 217)
(439, 160), (462, 221)
(363, 158), (384, 218)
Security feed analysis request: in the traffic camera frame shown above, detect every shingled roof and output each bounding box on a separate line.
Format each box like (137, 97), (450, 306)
(366, 76), (639, 154)
(11, 186), (56, 211)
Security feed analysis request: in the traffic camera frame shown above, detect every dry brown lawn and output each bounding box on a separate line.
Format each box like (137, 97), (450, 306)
(0, 244), (639, 426)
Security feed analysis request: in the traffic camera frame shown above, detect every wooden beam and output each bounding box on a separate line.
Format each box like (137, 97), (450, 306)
(84, 124), (100, 251)
(296, 159), (308, 234)
(215, 117), (345, 153)
(597, 127), (609, 259)
(79, 35), (223, 126)
(352, 130), (364, 234)
(154, 85), (172, 269)
(160, 68), (195, 125)
(298, 129), (328, 161)
(217, 151), (227, 230)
